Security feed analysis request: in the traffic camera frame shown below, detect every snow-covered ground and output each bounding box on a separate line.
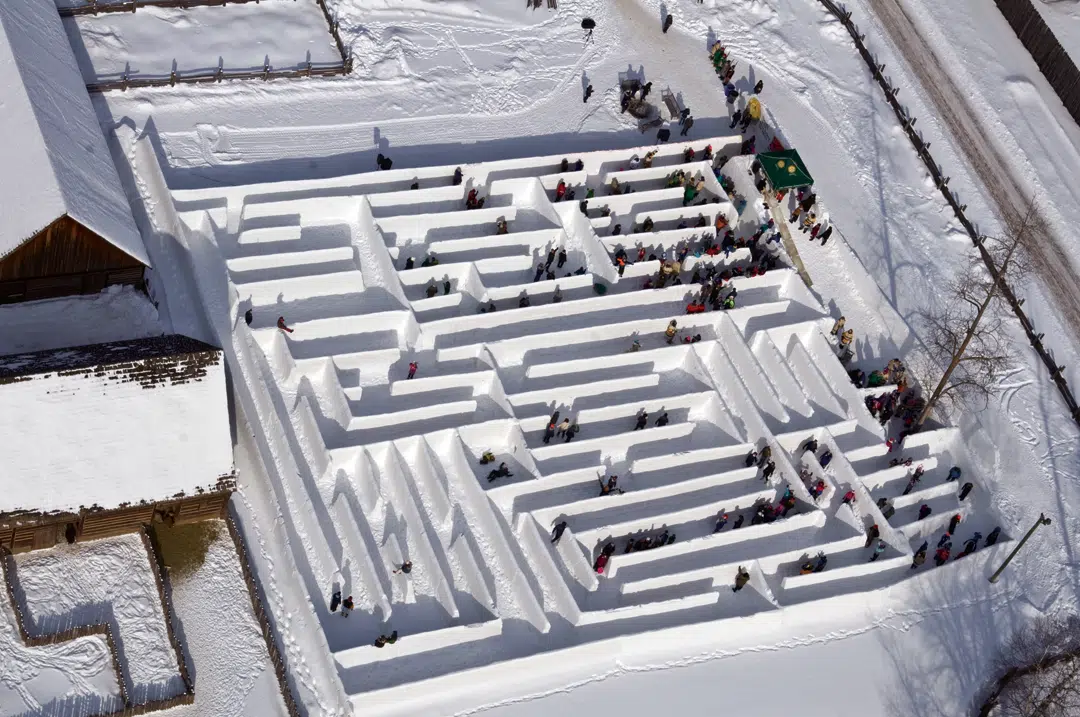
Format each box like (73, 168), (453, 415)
(161, 522), (289, 717)
(0, 528), (287, 717)
(28, 0), (1080, 713)
(153, 125), (1011, 715)
(1032, 0), (1080, 58)
(0, 285), (161, 355)
(64, 1), (341, 83)
(9, 535), (184, 709)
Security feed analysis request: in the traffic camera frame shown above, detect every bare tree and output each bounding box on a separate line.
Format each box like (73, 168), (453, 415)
(914, 201), (1039, 429)
(984, 613), (1080, 717)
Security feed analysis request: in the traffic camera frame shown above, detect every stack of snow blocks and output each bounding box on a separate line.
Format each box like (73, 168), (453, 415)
(170, 135), (985, 707)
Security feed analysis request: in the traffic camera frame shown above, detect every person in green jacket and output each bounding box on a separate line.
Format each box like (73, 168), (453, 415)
(867, 370), (887, 388)
(683, 184), (697, 206)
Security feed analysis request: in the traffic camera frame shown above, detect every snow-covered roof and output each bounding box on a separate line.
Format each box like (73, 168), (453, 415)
(0, 335), (233, 514)
(0, 0), (149, 265)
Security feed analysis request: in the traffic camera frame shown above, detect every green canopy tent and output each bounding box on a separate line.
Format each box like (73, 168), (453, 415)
(755, 149), (813, 190)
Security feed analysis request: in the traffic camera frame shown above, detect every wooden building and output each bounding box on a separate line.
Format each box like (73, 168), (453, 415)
(0, 335), (235, 553)
(0, 216), (147, 304)
(0, 0), (150, 305)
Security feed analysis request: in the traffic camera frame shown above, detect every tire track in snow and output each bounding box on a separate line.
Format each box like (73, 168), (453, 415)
(863, 0), (1080, 344)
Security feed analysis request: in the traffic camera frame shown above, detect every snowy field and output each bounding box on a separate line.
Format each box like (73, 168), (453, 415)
(35, 0), (1080, 714)
(1032, 0), (1080, 60)
(3, 535), (183, 712)
(0, 285), (161, 355)
(0, 529), (286, 717)
(63, 1), (341, 83)
(160, 522), (289, 717)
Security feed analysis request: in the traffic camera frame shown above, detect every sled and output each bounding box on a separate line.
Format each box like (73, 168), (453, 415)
(661, 88), (682, 120)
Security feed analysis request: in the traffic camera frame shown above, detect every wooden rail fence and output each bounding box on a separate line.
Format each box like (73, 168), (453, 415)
(61, 0), (270, 16)
(0, 535), (196, 716)
(813, 0), (1080, 428)
(66, 0), (353, 93)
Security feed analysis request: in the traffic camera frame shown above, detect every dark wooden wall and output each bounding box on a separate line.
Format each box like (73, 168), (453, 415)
(995, 0), (1080, 126)
(0, 215), (145, 303)
(0, 492), (232, 553)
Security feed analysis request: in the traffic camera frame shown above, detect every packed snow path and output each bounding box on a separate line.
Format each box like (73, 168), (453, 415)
(171, 137), (1000, 711)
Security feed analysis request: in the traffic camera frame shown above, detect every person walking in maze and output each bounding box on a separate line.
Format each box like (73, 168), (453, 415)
(374, 630), (398, 647)
(911, 541), (928, 569)
(551, 521), (568, 544)
(407, 361), (418, 379)
(634, 411), (649, 430)
(341, 596), (354, 617)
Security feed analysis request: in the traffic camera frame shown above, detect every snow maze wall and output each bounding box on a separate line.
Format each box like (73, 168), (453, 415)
(159, 135), (1006, 711)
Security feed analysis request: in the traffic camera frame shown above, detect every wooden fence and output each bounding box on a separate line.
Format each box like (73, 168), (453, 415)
(0, 539), (196, 716)
(815, 0), (1080, 427)
(994, 0), (1080, 126)
(71, 0), (353, 93)
(60, 0), (269, 16)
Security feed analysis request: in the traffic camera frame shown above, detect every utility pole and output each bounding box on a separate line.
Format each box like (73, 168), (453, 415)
(988, 512), (1051, 583)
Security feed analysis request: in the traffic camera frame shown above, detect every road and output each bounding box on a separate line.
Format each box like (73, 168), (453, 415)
(863, 0), (1080, 339)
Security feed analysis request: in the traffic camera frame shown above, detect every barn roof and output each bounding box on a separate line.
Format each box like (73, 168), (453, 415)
(0, 334), (219, 381)
(0, 335), (232, 514)
(0, 0), (149, 265)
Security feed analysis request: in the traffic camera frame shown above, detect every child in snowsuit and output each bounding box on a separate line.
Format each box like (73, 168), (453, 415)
(487, 463), (512, 482)
(839, 328), (854, 347)
(870, 540), (887, 562)
(277, 316), (294, 333)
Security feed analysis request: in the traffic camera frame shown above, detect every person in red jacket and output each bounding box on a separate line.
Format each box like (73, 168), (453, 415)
(593, 553), (609, 574)
(407, 361), (418, 379)
(277, 316), (294, 333)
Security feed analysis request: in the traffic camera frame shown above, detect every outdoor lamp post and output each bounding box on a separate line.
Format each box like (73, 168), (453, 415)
(988, 512), (1051, 584)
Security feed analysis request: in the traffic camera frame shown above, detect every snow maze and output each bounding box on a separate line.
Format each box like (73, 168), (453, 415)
(167, 135), (1001, 706)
